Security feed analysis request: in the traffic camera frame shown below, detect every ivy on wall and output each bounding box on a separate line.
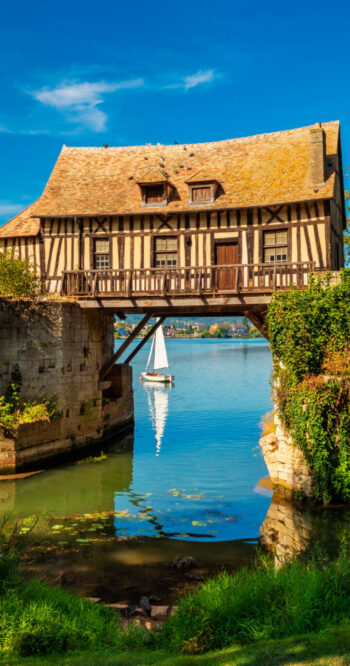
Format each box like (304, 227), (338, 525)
(267, 270), (350, 503)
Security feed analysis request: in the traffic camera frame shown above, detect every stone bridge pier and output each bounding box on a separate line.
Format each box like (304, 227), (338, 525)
(0, 300), (134, 472)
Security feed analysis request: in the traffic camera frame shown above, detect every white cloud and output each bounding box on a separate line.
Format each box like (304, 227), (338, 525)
(30, 78), (144, 132)
(33, 79), (143, 108)
(183, 69), (215, 90)
(165, 69), (218, 91)
(0, 202), (25, 217)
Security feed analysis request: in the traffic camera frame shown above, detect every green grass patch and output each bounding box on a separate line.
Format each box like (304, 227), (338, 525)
(6, 622), (350, 665)
(160, 554), (350, 654)
(0, 557), (145, 660)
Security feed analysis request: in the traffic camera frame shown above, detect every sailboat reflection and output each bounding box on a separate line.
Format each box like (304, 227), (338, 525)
(144, 383), (172, 455)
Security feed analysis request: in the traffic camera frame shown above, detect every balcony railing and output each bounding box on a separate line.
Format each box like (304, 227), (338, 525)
(59, 262), (315, 297)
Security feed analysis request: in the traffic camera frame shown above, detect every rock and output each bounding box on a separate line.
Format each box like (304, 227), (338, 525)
(185, 573), (204, 581)
(125, 604), (138, 618)
(171, 556), (197, 570)
(140, 596), (151, 617)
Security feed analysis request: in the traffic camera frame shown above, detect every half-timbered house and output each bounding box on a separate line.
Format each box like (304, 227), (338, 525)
(0, 121), (345, 324)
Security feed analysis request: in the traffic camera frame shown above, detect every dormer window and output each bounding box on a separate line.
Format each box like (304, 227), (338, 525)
(190, 185), (213, 203)
(136, 168), (171, 207)
(186, 170), (218, 205)
(143, 184), (166, 205)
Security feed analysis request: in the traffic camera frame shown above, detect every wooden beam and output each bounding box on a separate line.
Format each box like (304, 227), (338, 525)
(124, 316), (166, 364)
(244, 309), (268, 338)
(100, 313), (152, 379)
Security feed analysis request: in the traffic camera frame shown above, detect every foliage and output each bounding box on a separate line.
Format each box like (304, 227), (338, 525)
(260, 411), (275, 436)
(0, 252), (40, 297)
(160, 554), (350, 654)
(0, 365), (58, 435)
(75, 451), (107, 465)
(267, 270), (350, 502)
(212, 325), (229, 338)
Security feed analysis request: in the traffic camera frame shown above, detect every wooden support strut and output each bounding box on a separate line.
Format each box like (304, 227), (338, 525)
(124, 315), (166, 365)
(100, 313), (153, 379)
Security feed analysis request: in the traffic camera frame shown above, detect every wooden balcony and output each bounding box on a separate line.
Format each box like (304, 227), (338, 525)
(60, 262), (315, 299)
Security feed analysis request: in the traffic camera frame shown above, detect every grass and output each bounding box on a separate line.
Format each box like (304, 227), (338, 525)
(160, 554), (350, 653)
(5, 622), (350, 665)
(0, 557), (146, 660)
(2, 553), (350, 663)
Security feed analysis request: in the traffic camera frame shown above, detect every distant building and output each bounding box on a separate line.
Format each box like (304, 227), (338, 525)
(230, 323), (249, 337)
(193, 323), (208, 332)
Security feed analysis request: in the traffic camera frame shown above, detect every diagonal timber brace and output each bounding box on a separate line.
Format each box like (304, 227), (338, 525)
(100, 313), (152, 379)
(124, 315), (166, 365)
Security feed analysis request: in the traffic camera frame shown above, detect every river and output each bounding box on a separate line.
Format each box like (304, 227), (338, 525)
(1, 339), (349, 603)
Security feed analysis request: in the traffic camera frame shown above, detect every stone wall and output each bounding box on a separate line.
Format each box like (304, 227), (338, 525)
(0, 299), (134, 472)
(260, 410), (314, 498)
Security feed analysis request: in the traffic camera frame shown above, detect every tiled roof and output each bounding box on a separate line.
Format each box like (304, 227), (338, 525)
(136, 168), (169, 184)
(32, 121), (340, 217)
(0, 202), (40, 238)
(186, 169), (218, 183)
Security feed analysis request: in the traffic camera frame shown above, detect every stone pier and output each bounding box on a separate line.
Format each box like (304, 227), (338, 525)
(260, 411), (314, 498)
(0, 299), (134, 472)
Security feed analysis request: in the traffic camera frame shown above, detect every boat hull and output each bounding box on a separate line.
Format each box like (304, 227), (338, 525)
(141, 372), (174, 384)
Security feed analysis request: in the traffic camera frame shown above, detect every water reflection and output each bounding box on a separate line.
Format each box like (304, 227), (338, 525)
(144, 383), (171, 456)
(260, 491), (350, 565)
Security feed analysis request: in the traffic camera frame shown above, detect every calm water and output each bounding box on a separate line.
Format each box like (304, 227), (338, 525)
(2, 338), (349, 599)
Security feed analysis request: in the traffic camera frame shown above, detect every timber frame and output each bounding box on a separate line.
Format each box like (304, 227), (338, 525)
(0, 121), (345, 330)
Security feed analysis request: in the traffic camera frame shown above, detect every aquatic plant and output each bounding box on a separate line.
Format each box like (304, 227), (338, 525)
(266, 269), (350, 503)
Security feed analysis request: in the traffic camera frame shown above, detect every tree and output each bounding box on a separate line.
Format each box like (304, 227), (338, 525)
(241, 316), (250, 329)
(0, 253), (40, 297)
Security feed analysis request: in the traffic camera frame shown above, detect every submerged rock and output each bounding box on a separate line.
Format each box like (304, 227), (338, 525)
(171, 556), (197, 570)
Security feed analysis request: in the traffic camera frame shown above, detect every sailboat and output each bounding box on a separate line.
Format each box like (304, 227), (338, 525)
(140, 321), (175, 383)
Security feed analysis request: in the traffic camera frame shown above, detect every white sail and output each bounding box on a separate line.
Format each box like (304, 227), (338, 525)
(153, 324), (169, 370)
(146, 334), (155, 370)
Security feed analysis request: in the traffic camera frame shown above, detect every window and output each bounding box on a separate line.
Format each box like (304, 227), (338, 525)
(154, 237), (177, 268)
(263, 230), (288, 263)
(191, 185), (212, 202)
(94, 238), (110, 269)
(189, 182), (216, 204)
(143, 184), (165, 205)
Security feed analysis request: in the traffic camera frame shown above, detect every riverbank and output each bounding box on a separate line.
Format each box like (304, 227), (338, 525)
(3, 553), (350, 664)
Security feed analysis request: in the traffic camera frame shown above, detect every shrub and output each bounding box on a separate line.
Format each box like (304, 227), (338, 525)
(160, 555), (350, 653)
(21, 402), (50, 423)
(266, 270), (350, 502)
(0, 251), (40, 297)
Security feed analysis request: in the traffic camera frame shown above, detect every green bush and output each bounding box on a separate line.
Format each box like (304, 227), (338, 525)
(266, 270), (350, 502)
(160, 555), (350, 654)
(0, 251), (40, 297)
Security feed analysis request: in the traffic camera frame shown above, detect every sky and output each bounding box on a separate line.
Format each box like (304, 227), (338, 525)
(0, 0), (349, 224)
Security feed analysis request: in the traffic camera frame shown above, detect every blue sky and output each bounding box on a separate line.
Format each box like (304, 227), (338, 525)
(0, 0), (348, 224)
